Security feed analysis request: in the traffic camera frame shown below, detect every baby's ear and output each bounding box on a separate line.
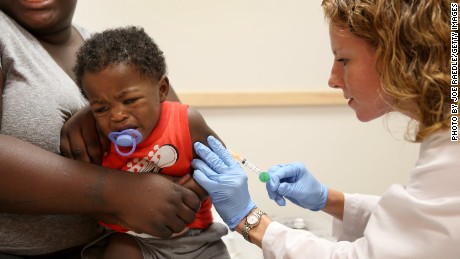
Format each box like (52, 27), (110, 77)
(158, 75), (170, 102)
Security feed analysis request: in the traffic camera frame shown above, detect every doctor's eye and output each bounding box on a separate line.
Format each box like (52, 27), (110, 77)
(336, 58), (348, 65)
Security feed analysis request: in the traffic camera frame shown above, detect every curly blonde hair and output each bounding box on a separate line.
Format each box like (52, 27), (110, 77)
(322, 0), (454, 142)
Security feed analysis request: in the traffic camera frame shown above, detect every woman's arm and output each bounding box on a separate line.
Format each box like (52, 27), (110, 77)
(0, 69), (4, 129)
(234, 208), (272, 248)
(232, 188), (344, 248)
(323, 188), (345, 220)
(0, 134), (201, 238)
(233, 188), (344, 248)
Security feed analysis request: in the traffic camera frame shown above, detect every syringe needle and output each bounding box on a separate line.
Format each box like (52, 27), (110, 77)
(230, 150), (270, 183)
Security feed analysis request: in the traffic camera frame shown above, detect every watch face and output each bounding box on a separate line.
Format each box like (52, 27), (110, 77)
(247, 214), (259, 225)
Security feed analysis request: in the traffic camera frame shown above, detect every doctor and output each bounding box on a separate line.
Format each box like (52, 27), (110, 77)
(191, 0), (460, 258)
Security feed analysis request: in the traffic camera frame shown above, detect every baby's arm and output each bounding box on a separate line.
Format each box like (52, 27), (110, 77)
(188, 107), (224, 151)
(184, 107), (225, 200)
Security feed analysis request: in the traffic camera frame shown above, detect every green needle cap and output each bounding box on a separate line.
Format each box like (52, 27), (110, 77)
(259, 172), (270, 183)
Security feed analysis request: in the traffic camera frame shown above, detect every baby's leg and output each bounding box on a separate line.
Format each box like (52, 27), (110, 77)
(103, 233), (143, 259)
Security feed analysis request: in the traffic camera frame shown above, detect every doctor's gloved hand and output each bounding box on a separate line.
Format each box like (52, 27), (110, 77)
(191, 136), (256, 231)
(266, 162), (328, 211)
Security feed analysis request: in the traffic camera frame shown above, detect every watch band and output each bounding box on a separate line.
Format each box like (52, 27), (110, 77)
(242, 209), (266, 243)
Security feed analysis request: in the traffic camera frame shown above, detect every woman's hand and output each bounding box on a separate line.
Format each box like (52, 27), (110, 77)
(60, 105), (109, 164)
(192, 136), (256, 231)
(99, 172), (201, 238)
(266, 163), (328, 211)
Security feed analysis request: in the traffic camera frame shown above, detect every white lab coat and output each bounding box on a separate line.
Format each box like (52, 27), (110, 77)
(262, 130), (460, 258)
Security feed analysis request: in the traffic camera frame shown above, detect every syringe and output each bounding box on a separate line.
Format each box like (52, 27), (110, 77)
(230, 151), (270, 183)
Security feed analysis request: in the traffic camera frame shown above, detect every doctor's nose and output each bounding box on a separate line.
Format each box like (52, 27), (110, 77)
(328, 63), (344, 89)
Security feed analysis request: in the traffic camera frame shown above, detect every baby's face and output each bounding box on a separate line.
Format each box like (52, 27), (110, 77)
(81, 63), (168, 141)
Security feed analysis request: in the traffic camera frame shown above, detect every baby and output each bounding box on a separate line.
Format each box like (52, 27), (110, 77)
(73, 26), (230, 259)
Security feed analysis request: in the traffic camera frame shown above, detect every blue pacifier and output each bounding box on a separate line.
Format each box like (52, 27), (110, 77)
(108, 129), (143, 156)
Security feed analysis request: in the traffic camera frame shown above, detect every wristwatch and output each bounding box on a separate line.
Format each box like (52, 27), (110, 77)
(242, 209), (266, 243)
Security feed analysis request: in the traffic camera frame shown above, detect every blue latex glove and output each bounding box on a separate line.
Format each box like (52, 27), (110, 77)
(191, 136), (256, 231)
(266, 162), (328, 211)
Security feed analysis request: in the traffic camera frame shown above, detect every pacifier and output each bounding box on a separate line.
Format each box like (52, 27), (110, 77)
(108, 129), (143, 156)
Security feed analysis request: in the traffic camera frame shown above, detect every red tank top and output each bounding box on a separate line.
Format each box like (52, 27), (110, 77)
(101, 101), (212, 232)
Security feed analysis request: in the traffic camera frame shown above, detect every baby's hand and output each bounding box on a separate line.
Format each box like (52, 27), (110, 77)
(157, 174), (207, 201)
(176, 174), (191, 185)
(180, 174), (208, 201)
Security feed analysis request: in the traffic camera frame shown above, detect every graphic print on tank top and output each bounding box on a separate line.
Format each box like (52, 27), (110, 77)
(125, 144), (178, 173)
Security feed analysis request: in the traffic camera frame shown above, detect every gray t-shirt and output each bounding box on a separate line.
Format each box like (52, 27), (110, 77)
(0, 10), (102, 255)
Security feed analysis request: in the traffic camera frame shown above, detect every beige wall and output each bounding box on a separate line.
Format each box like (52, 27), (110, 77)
(74, 0), (419, 222)
(74, 0), (331, 92)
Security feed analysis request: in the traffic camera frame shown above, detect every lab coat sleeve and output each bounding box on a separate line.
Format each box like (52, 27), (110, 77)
(262, 185), (460, 258)
(332, 193), (380, 241)
(261, 130), (460, 259)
